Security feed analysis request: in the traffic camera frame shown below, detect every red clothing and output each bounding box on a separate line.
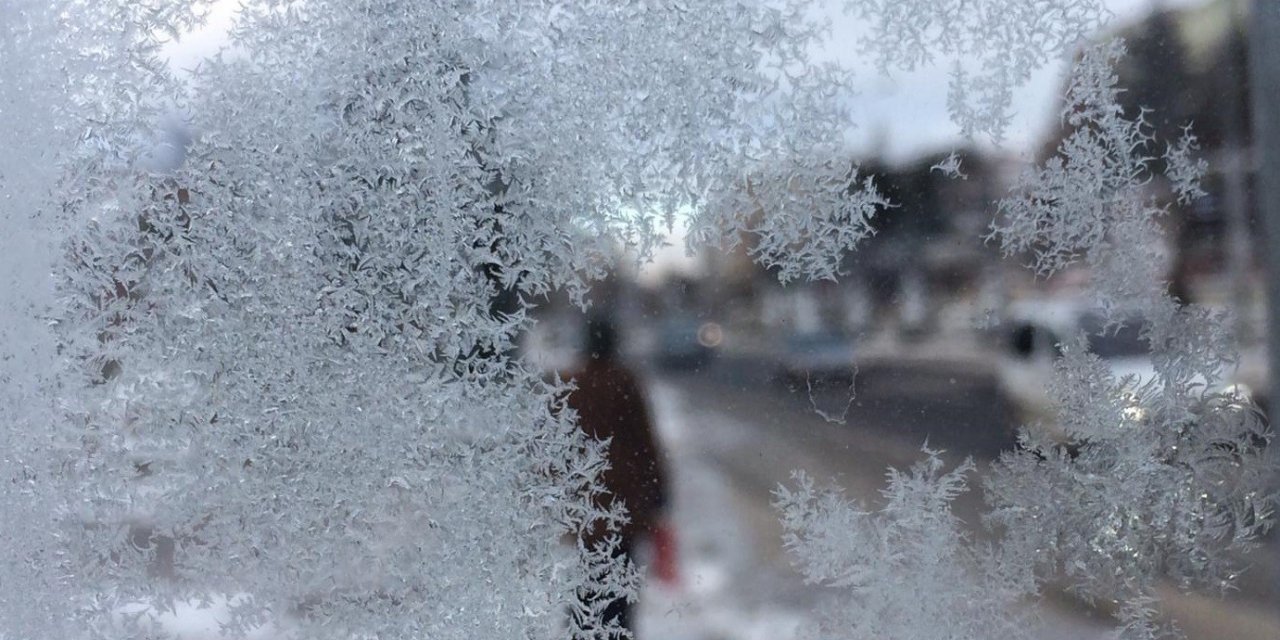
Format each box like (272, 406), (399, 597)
(565, 359), (668, 544)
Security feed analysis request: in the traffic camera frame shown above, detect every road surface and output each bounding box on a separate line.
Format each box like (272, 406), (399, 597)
(635, 354), (1280, 640)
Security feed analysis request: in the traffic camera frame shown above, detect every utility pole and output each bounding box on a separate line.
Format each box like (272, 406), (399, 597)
(1249, 0), (1280, 413)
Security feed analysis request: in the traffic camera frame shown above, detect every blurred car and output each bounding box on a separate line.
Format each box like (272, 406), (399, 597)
(1227, 346), (1269, 417)
(774, 330), (857, 386)
(655, 316), (720, 370)
(852, 327), (1001, 399)
(997, 300), (1160, 441)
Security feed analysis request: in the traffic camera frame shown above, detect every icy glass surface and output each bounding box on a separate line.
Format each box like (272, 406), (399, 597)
(0, 2), (1275, 639)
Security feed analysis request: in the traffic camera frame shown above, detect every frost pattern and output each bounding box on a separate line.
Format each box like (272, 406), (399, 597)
(847, 0), (1107, 140)
(30, 0), (887, 637)
(1165, 128), (1209, 206)
(931, 150), (969, 180)
(775, 449), (1036, 640)
(1, 1), (209, 636)
(5, 3), (1279, 640)
(986, 40), (1279, 638)
(992, 41), (1160, 296)
(693, 157), (889, 283)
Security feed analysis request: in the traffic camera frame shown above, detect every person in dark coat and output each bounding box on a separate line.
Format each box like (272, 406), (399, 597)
(564, 315), (669, 638)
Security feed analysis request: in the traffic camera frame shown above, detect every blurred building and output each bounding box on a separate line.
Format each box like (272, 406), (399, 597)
(698, 147), (1013, 344)
(1038, 0), (1262, 324)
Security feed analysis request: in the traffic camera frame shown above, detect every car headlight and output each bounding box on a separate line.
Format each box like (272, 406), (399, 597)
(696, 322), (723, 348)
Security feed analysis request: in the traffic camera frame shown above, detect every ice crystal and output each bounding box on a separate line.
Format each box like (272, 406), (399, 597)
(931, 150), (969, 180)
(992, 41), (1155, 295)
(1164, 128), (1209, 206)
(4, 3), (1277, 640)
(1, 1), (209, 636)
(847, 0), (1107, 140)
(694, 157), (888, 283)
(18, 0), (888, 637)
(986, 39), (1279, 638)
(776, 448), (1037, 640)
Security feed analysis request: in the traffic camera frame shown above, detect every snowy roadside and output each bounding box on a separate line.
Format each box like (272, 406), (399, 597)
(636, 380), (809, 640)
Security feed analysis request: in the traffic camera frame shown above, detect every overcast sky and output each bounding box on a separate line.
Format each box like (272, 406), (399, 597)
(827, 0), (1215, 162)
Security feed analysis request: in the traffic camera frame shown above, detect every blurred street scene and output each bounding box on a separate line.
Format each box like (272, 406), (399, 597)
(120, 1), (1280, 637)
(521, 1), (1280, 637)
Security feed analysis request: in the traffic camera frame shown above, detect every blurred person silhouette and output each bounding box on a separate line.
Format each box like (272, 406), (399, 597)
(565, 313), (671, 638)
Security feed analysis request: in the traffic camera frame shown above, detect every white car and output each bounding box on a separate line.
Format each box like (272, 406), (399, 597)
(997, 299), (1164, 442)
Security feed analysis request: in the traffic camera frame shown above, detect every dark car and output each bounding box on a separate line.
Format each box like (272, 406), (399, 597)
(655, 317), (720, 370)
(775, 330), (857, 386)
